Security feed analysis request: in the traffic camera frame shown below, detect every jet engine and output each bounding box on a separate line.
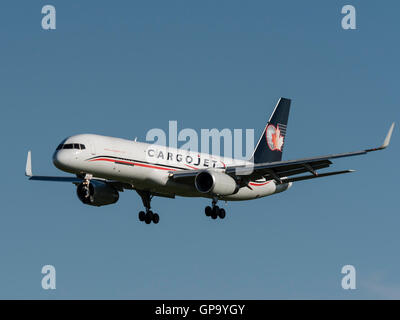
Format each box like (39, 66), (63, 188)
(76, 180), (119, 206)
(195, 170), (239, 196)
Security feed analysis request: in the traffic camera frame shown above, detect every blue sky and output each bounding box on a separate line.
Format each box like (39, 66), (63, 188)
(0, 1), (399, 299)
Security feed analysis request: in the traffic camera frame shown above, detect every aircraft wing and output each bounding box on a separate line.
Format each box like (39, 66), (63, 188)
(28, 176), (83, 183)
(171, 122), (395, 183)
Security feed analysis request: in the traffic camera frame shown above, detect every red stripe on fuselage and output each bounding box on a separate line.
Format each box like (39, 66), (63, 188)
(88, 158), (177, 171)
(249, 181), (271, 186)
(89, 158), (272, 185)
(184, 164), (199, 170)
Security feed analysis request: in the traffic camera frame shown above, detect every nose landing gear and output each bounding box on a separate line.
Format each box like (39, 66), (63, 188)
(205, 198), (226, 220)
(137, 191), (159, 224)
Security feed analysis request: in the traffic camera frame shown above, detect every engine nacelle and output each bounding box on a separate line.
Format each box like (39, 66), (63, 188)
(195, 170), (239, 196)
(77, 180), (119, 207)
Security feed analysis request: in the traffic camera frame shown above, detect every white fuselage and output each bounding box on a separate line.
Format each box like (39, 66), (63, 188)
(53, 134), (291, 201)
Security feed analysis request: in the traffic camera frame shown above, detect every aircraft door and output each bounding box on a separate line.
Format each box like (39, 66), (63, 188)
(89, 141), (96, 155)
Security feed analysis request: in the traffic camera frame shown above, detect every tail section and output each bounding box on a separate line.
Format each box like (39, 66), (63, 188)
(250, 97), (291, 164)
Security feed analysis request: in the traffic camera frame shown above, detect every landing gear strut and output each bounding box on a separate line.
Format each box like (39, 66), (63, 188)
(81, 174), (93, 200)
(205, 198), (226, 220)
(137, 191), (159, 224)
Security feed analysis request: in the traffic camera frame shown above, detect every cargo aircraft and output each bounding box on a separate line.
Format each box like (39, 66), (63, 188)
(25, 98), (394, 224)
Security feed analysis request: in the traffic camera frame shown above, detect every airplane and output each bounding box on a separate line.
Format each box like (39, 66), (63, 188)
(25, 98), (395, 224)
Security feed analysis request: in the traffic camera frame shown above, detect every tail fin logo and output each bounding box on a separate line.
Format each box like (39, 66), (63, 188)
(266, 124), (284, 152)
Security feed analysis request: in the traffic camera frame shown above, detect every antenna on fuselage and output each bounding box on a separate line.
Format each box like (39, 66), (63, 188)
(134, 137), (137, 142)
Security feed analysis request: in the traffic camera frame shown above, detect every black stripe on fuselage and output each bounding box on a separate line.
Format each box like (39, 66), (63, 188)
(114, 161), (135, 166)
(86, 155), (190, 171)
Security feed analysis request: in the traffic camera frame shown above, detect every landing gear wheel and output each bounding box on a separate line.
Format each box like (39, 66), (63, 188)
(152, 213), (160, 224)
(145, 215), (152, 224)
(137, 191), (160, 224)
(211, 206), (219, 219)
(206, 198), (227, 220)
(138, 211), (146, 222)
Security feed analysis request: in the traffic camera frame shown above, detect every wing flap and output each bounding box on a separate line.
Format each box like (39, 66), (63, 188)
(281, 170), (355, 183)
(255, 160), (332, 180)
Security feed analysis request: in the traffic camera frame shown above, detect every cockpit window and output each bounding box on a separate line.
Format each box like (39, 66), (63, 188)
(56, 143), (86, 150)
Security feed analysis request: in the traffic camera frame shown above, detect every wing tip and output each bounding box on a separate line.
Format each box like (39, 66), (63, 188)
(365, 122), (395, 152)
(382, 122), (395, 149)
(25, 150), (32, 177)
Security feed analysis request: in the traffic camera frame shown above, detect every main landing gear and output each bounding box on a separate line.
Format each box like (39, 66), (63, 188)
(204, 198), (226, 220)
(137, 191), (159, 224)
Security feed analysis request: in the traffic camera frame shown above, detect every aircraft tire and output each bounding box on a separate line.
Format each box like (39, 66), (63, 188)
(139, 211), (146, 222)
(145, 211), (153, 224)
(211, 206), (219, 219)
(152, 213), (160, 224)
(218, 208), (226, 219)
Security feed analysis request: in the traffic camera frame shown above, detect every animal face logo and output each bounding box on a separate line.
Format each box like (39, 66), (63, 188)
(266, 124), (284, 151)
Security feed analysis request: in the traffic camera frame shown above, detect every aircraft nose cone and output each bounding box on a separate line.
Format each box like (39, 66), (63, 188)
(53, 151), (68, 170)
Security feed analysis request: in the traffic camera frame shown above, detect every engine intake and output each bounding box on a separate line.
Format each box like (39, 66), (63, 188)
(77, 180), (119, 207)
(195, 170), (238, 196)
